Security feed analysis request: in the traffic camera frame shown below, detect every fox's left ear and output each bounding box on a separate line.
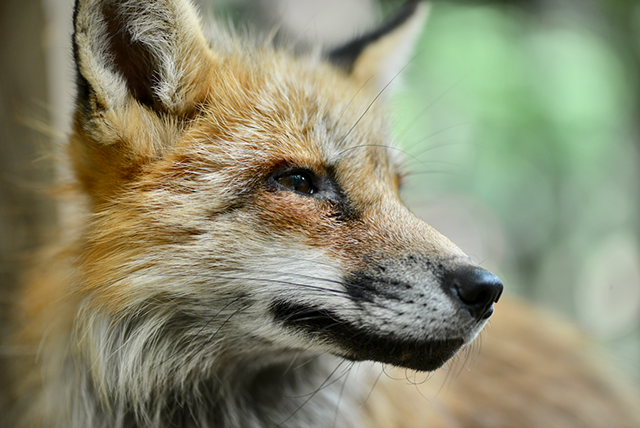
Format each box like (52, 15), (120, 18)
(326, 1), (428, 89)
(70, 0), (219, 204)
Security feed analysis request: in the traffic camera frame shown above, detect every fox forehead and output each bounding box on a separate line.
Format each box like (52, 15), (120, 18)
(182, 49), (401, 189)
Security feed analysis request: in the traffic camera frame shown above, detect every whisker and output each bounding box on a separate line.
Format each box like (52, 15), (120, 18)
(260, 254), (377, 282)
(151, 296), (247, 371)
(403, 168), (470, 178)
(404, 126), (473, 156)
(332, 361), (355, 428)
(129, 271), (356, 299)
(337, 50), (420, 149)
(362, 366), (384, 407)
(335, 76), (374, 125)
(381, 364), (406, 382)
(335, 144), (430, 173)
(276, 360), (348, 426)
(395, 74), (469, 145)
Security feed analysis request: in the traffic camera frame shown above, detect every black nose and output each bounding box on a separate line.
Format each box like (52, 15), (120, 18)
(449, 269), (503, 320)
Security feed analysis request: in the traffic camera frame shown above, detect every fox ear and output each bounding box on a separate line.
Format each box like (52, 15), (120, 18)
(70, 0), (217, 202)
(326, 1), (428, 89)
(73, 0), (215, 117)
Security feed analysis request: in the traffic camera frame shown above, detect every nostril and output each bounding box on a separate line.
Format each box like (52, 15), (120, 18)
(451, 269), (503, 320)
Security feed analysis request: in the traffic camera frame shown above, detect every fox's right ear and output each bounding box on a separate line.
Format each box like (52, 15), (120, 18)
(73, 0), (216, 119)
(326, 1), (428, 90)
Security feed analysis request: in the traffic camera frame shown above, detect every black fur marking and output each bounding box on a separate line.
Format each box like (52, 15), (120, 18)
(326, 1), (421, 73)
(270, 300), (464, 372)
(342, 272), (406, 303)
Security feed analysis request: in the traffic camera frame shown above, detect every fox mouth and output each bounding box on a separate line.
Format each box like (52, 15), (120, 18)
(271, 301), (467, 372)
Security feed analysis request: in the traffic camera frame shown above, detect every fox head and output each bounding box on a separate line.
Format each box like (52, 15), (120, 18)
(69, 0), (502, 397)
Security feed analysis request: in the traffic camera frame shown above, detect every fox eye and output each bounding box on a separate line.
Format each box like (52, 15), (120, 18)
(277, 172), (315, 195)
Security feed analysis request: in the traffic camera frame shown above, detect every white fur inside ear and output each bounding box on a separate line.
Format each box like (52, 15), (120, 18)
(353, 2), (430, 91)
(74, 3), (131, 110)
(74, 0), (209, 112)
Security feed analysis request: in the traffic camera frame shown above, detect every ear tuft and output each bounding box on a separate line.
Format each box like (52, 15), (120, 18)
(326, 1), (429, 89)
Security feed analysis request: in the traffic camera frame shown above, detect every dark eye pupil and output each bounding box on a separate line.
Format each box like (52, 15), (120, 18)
(278, 173), (313, 194)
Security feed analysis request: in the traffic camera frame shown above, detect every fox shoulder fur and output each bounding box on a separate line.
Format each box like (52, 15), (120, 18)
(9, 0), (640, 427)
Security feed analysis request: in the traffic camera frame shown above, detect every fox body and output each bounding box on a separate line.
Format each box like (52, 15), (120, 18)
(9, 0), (640, 427)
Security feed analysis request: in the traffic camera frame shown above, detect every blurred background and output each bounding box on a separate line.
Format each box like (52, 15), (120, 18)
(391, 0), (640, 382)
(1, 0), (639, 413)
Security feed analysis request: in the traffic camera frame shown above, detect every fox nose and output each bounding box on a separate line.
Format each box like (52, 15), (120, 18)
(449, 269), (503, 320)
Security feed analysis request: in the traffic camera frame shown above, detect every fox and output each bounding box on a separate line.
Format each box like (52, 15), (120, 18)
(6, 0), (640, 427)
